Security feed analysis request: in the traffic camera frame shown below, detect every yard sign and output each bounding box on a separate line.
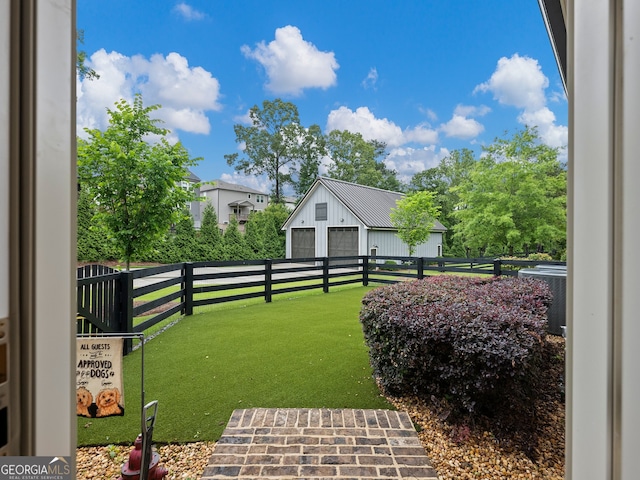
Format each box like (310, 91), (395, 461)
(76, 337), (125, 418)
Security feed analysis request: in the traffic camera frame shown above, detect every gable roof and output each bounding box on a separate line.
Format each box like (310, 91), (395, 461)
(185, 169), (201, 183)
(200, 179), (267, 195)
(283, 177), (447, 231)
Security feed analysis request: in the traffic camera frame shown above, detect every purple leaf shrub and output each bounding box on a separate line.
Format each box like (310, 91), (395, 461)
(360, 276), (552, 414)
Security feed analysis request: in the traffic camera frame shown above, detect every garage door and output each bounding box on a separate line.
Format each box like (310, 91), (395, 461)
(291, 228), (315, 259)
(328, 227), (358, 263)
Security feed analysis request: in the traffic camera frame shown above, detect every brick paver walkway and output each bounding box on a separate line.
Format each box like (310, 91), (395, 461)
(201, 408), (439, 479)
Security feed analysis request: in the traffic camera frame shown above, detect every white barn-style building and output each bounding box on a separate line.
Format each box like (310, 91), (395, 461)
(282, 177), (446, 259)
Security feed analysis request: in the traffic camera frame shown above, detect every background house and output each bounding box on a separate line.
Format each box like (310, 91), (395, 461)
(183, 169), (202, 228)
(199, 179), (269, 231)
(282, 177), (446, 259)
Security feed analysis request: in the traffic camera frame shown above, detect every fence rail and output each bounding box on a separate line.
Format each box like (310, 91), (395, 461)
(76, 256), (565, 354)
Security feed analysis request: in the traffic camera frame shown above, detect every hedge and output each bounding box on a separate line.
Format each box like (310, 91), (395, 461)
(359, 276), (552, 414)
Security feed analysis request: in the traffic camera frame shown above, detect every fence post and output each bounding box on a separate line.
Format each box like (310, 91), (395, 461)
(265, 259), (272, 303)
(493, 258), (502, 276)
(184, 262), (193, 316)
(417, 257), (424, 279)
(323, 257), (329, 293)
(120, 270), (134, 355)
(362, 255), (369, 286)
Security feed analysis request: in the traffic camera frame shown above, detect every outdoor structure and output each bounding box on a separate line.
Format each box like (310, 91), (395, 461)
(183, 169), (202, 229)
(282, 177), (446, 259)
(199, 179), (269, 231)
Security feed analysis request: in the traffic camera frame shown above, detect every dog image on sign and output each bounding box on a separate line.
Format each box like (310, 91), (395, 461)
(76, 337), (125, 418)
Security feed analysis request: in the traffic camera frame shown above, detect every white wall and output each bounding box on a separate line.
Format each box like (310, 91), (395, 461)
(33, 0), (76, 456)
(568, 1), (640, 478)
(285, 185), (363, 257)
(367, 230), (442, 258)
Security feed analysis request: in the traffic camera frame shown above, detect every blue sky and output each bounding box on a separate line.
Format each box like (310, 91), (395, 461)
(77, 0), (567, 194)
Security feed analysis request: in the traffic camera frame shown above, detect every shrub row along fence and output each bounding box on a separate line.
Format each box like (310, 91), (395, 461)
(77, 256), (566, 354)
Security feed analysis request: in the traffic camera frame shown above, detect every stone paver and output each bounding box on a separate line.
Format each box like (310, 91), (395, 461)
(202, 408), (439, 479)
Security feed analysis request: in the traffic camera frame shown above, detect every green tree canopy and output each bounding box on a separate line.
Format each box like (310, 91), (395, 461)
(198, 203), (222, 259)
(224, 99), (325, 203)
(326, 130), (401, 191)
(452, 127), (566, 256)
(294, 124), (327, 197)
(409, 148), (475, 255)
(390, 191), (440, 257)
(77, 185), (116, 262)
(77, 94), (199, 269)
(244, 203), (289, 259)
(220, 216), (251, 260)
(76, 29), (99, 80)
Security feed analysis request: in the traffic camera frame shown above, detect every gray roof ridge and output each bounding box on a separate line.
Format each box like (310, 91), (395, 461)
(317, 176), (403, 196)
(200, 178), (266, 194)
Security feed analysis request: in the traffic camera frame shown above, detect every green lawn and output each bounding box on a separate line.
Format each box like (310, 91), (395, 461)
(77, 286), (393, 446)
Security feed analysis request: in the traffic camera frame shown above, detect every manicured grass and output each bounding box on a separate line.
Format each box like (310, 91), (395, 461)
(77, 286), (392, 446)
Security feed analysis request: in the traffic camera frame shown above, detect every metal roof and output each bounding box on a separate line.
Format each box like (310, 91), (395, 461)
(313, 177), (447, 231)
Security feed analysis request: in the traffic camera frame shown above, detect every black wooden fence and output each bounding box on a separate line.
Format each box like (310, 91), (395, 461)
(76, 256), (565, 354)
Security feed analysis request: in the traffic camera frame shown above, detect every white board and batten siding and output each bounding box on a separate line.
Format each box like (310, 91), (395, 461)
(368, 229), (443, 258)
(286, 184), (366, 258)
(285, 178), (445, 259)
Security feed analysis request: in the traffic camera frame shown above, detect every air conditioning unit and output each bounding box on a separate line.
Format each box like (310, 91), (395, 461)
(519, 265), (567, 335)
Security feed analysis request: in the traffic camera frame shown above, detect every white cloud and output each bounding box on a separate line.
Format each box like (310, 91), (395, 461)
(453, 104), (490, 117)
(326, 106), (438, 147)
(475, 53), (568, 149)
(133, 52), (221, 111)
(156, 107), (210, 135)
(518, 107), (568, 149)
(440, 115), (484, 140)
(173, 2), (206, 21)
(241, 25), (339, 96)
(77, 49), (222, 137)
(385, 146), (450, 181)
(438, 104), (489, 140)
(403, 124), (439, 144)
(418, 107), (438, 122)
(474, 54), (548, 110)
(233, 110), (253, 125)
(362, 67), (378, 90)
(325, 105), (448, 181)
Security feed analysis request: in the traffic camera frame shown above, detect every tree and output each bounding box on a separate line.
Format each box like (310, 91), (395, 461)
(76, 29), (99, 80)
(77, 94), (199, 269)
(225, 99), (324, 203)
(326, 130), (401, 191)
(77, 185), (116, 262)
(453, 127), (566, 256)
(244, 203), (289, 259)
(390, 191), (440, 257)
(220, 216), (251, 260)
(172, 212), (199, 261)
(409, 148), (475, 255)
(198, 203), (222, 260)
(294, 124), (326, 197)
